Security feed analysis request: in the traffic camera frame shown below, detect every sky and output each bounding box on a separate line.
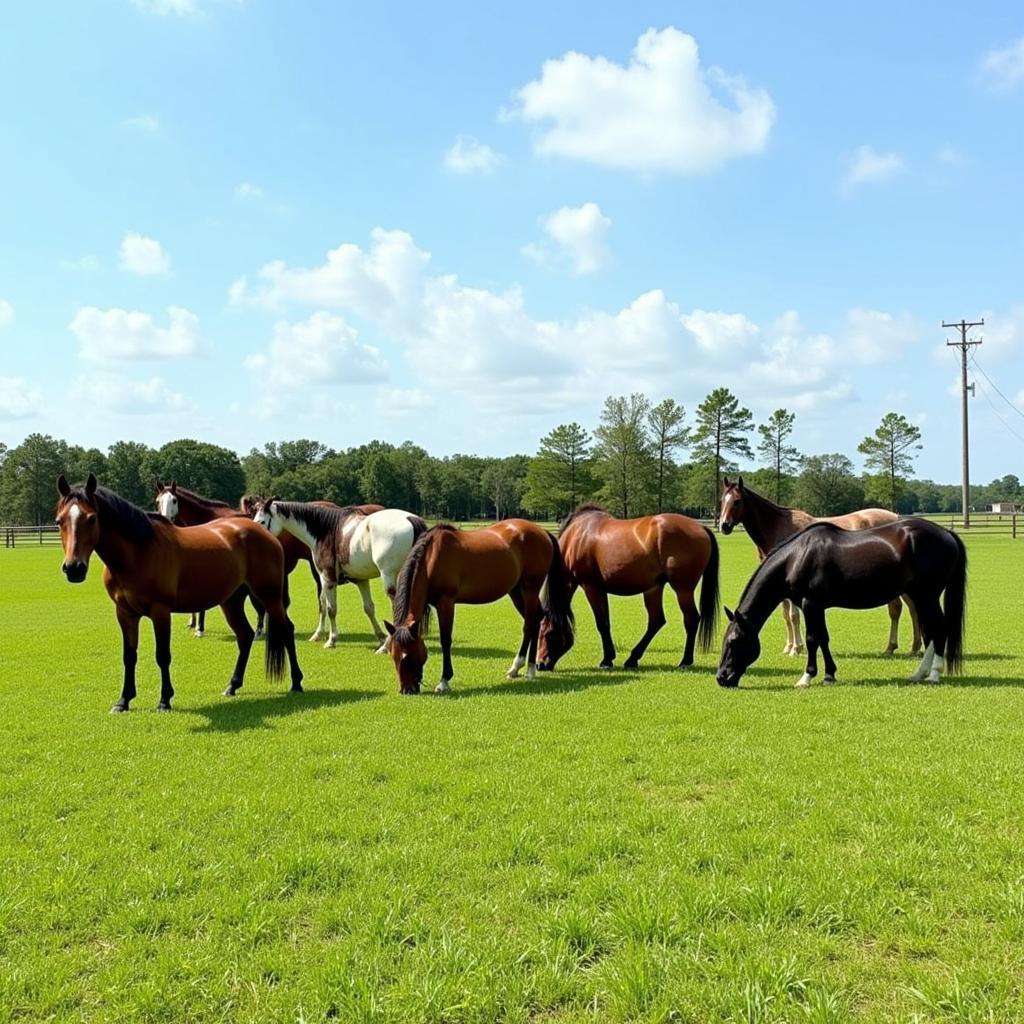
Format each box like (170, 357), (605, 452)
(0, 0), (1022, 482)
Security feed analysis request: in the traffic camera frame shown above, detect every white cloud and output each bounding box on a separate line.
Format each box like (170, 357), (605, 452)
(119, 232), (171, 277)
(245, 312), (388, 391)
(973, 307), (1024, 361)
(378, 388), (436, 416)
(443, 136), (503, 174)
(681, 309), (760, 359)
(70, 306), (200, 362)
(131, 0), (200, 14)
(843, 146), (906, 189)
(0, 299), (13, 328)
(0, 377), (40, 419)
(60, 255), (100, 272)
(525, 202), (611, 275)
(507, 27), (775, 173)
(70, 374), (195, 415)
(235, 181), (265, 200)
(980, 36), (1024, 92)
(123, 114), (160, 133)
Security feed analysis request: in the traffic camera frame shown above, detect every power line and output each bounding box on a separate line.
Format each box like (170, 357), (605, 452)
(971, 371), (1024, 447)
(969, 354), (1024, 421)
(943, 318), (983, 528)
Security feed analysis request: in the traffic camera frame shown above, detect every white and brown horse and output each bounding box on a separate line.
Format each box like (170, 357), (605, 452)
(253, 499), (426, 651)
(719, 478), (921, 656)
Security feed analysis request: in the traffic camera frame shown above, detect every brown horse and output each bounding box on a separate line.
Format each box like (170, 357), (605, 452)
(719, 477), (921, 656)
(58, 474), (303, 712)
(384, 521), (575, 694)
(537, 504), (719, 671)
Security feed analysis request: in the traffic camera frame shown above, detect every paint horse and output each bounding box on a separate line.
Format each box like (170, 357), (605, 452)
(385, 521), (575, 694)
(536, 504), (719, 672)
(717, 518), (966, 690)
(719, 478), (921, 656)
(57, 475), (303, 712)
(253, 499), (425, 651)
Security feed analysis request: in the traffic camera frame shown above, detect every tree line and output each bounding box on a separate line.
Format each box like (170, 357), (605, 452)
(1, 387), (1019, 526)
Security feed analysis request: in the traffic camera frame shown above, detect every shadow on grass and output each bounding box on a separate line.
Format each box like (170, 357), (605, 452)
(734, 673), (1024, 692)
(188, 687), (381, 732)
(854, 650), (1018, 663)
(449, 669), (640, 699)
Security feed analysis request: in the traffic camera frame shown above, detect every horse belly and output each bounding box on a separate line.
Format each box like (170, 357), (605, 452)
(173, 551), (246, 611)
(593, 553), (661, 597)
(827, 567), (906, 610)
(456, 563), (521, 604)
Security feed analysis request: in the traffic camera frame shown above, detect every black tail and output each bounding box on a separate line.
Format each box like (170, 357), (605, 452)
(697, 526), (720, 653)
(265, 613), (290, 681)
(541, 532), (575, 654)
(408, 514), (428, 541)
(943, 530), (967, 674)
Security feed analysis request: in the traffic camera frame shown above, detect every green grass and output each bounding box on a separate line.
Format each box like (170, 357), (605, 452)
(1, 533), (1023, 1023)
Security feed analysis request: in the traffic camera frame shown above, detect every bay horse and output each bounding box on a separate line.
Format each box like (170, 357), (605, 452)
(384, 521), (575, 694)
(57, 475), (303, 712)
(253, 499), (425, 651)
(536, 504), (720, 672)
(719, 477), (921, 656)
(717, 518), (966, 689)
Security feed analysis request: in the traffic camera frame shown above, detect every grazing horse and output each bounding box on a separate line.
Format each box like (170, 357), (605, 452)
(253, 499), (425, 651)
(719, 477), (921, 656)
(57, 475), (303, 712)
(384, 521), (575, 694)
(717, 518), (966, 690)
(536, 504), (719, 672)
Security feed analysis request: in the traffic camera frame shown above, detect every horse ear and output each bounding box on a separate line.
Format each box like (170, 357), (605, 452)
(724, 606), (735, 622)
(155, 479), (164, 493)
(57, 474), (70, 497)
(170, 480), (178, 494)
(738, 475), (745, 490)
(384, 621), (396, 637)
(85, 473), (97, 497)
(723, 476), (732, 488)
(409, 619), (420, 639)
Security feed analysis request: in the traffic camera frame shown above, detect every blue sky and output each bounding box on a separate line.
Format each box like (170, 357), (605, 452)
(1, 0), (1022, 482)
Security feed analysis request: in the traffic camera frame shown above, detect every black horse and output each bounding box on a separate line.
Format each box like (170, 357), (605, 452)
(717, 518), (966, 689)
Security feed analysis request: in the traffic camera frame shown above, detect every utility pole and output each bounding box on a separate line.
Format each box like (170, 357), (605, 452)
(944, 318), (983, 529)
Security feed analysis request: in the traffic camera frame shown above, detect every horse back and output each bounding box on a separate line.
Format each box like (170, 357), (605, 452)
(437, 520), (549, 604)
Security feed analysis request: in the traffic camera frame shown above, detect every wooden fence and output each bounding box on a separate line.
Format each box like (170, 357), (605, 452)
(3, 525), (62, 548)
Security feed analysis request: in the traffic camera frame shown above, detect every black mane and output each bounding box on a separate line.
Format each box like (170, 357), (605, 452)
(392, 524), (458, 624)
(272, 500), (362, 540)
(167, 485), (233, 510)
(559, 502), (609, 534)
(731, 481), (796, 514)
(63, 485), (162, 543)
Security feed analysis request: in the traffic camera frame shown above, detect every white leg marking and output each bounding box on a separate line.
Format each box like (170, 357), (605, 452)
(927, 654), (944, 684)
(323, 584), (338, 649)
(526, 663), (537, 680)
(795, 673), (813, 689)
(506, 654), (526, 679)
(435, 678), (451, 694)
(910, 642), (935, 682)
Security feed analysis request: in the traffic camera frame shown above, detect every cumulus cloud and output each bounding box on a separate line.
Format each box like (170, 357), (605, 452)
(843, 146), (906, 190)
(70, 306), (200, 362)
(0, 377), (41, 419)
(979, 36), (1024, 92)
(378, 388), (436, 416)
(507, 27), (775, 173)
(70, 374), (195, 415)
(119, 232), (171, 277)
(0, 299), (12, 328)
(972, 307), (1024, 361)
(245, 312), (388, 391)
(524, 202), (611, 275)
(443, 136), (503, 174)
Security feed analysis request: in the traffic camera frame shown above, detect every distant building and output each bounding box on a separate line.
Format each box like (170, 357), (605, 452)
(990, 502), (1021, 514)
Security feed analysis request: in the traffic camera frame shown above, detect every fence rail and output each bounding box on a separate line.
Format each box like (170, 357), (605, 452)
(3, 525), (61, 548)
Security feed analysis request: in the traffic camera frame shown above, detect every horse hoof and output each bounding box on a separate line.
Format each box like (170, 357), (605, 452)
(290, 684), (304, 694)
(374, 645), (388, 655)
(223, 686), (237, 698)
(794, 674), (812, 689)
(308, 634), (323, 643)
(156, 703), (172, 712)
(677, 660), (693, 670)
(323, 641), (336, 650)
(823, 675), (837, 685)
(110, 703), (129, 714)
(435, 680), (451, 695)
(194, 631), (204, 639)
(622, 659), (639, 670)
(881, 647), (896, 657)
(598, 662), (614, 671)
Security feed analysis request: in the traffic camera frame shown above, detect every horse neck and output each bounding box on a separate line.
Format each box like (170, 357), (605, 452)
(176, 496), (215, 525)
(399, 539), (433, 626)
(737, 556), (789, 633)
(93, 524), (147, 579)
(276, 508), (320, 552)
(742, 490), (800, 550)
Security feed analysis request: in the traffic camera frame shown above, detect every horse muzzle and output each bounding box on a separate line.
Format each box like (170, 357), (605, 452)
(720, 522), (734, 535)
(62, 560), (88, 583)
(716, 671), (739, 688)
(537, 660), (552, 672)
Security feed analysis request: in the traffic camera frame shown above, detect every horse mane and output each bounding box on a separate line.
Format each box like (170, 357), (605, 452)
(392, 524), (458, 625)
(169, 485), (233, 510)
(273, 500), (364, 540)
(62, 485), (161, 543)
(733, 482), (796, 515)
(559, 502), (610, 534)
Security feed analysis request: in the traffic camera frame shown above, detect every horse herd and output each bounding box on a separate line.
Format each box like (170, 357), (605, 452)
(53, 473), (967, 712)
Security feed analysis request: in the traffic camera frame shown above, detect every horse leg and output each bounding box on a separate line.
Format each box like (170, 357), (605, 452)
(251, 585), (268, 640)
(309, 567), (330, 643)
(221, 589), (255, 697)
(321, 572), (340, 649)
(582, 584), (616, 669)
(510, 587), (542, 680)
(674, 584), (700, 669)
(796, 603), (834, 688)
(623, 585), (666, 670)
(784, 601), (804, 656)
(375, 568), (401, 654)
(354, 578), (386, 650)
(434, 598), (455, 694)
(112, 604), (140, 713)
(152, 606), (175, 711)
(883, 598), (901, 655)
(905, 595), (922, 655)
(506, 586), (529, 679)
(909, 597), (944, 683)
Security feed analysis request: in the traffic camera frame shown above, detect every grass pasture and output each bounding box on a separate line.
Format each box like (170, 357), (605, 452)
(1, 533), (1023, 1023)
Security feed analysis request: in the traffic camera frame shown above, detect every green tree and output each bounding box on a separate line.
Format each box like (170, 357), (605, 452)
(143, 439), (246, 505)
(360, 451), (405, 507)
(523, 422), (595, 518)
(757, 409), (800, 504)
(105, 441), (155, 506)
(647, 398), (687, 512)
(0, 433), (70, 524)
(691, 388), (754, 514)
(481, 456), (529, 520)
(795, 454), (866, 516)
(857, 412), (922, 511)
(593, 393), (654, 518)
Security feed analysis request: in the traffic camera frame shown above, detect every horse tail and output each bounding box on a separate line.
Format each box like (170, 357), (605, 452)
(697, 525), (721, 653)
(408, 514), (428, 541)
(943, 530), (967, 674)
(542, 532), (575, 654)
(265, 611), (290, 681)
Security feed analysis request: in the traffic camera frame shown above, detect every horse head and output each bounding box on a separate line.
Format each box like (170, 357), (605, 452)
(385, 619), (425, 694)
(239, 494), (262, 518)
(716, 605), (760, 687)
(537, 611), (572, 671)
(252, 496), (283, 535)
(56, 473), (100, 583)
(719, 476), (746, 535)
(155, 480), (180, 521)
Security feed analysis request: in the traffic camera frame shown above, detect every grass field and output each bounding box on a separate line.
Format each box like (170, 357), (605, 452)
(1, 533), (1023, 1023)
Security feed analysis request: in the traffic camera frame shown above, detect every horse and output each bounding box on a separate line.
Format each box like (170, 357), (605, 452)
(384, 521), (575, 694)
(536, 504), (720, 672)
(252, 499), (425, 651)
(719, 477), (921, 657)
(716, 518), (966, 690)
(56, 474), (303, 712)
